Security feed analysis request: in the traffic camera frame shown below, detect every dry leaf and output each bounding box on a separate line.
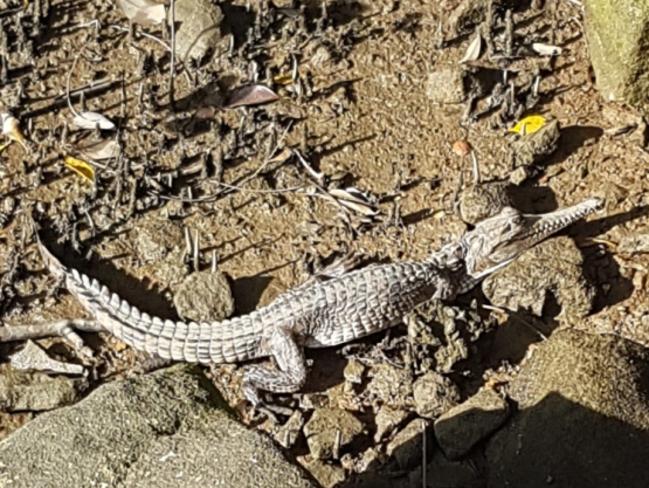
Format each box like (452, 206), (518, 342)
(116, 0), (166, 26)
(338, 199), (378, 216)
(73, 111), (116, 130)
(531, 43), (562, 56)
(225, 85), (279, 108)
(460, 32), (482, 64)
(64, 156), (96, 182)
(79, 139), (120, 161)
(1, 113), (29, 150)
(273, 72), (294, 86)
(508, 115), (547, 135)
(329, 187), (378, 216)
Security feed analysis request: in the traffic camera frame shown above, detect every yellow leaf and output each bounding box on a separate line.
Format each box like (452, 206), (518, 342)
(272, 72), (293, 86)
(64, 156), (95, 182)
(508, 115), (546, 135)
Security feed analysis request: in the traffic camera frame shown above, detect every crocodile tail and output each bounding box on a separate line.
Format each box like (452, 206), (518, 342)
(38, 239), (261, 364)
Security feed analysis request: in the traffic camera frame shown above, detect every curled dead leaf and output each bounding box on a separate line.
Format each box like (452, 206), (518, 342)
(0, 112), (29, 150)
(225, 84), (279, 109)
(531, 43), (562, 56)
(460, 32), (482, 64)
(73, 111), (116, 130)
(64, 156), (96, 182)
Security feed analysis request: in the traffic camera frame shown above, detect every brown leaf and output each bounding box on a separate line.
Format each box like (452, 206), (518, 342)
(79, 139), (120, 161)
(225, 85), (279, 109)
(116, 0), (166, 26)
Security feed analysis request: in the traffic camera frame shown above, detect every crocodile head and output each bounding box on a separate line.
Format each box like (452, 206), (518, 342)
(457, 197), (604, 287)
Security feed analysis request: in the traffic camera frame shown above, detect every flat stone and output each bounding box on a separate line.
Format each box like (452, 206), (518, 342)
(297, 455), (346, 488)
(434, 387), (509, 459)
(374, 406), (409, 442)
(173, 270), (234, 322)
(0, 367), (82, 412)
(273, 409), (305, 449)
(482, 236), (595, 322)
(0, 365), (315, 488)
(170, 0), (223, 61)
(10, 341), (85, 376)
(386, 418), (430, 470)
(426, 67), (467, 104)
(303, 407), (365, 460)
(486, 330), (649, 487)
(585, 0), (649, 109)
(412, 371), (460, 419)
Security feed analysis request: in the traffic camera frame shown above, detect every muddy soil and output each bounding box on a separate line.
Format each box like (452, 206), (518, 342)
(0, 0), (648, 486)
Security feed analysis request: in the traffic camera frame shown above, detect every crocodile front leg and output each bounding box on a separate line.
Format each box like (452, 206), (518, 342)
(241, 327), (307, 406)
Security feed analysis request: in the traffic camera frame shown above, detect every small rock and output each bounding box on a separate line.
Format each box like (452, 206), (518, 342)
(458, 181), (512, 225)
(170, 0), (223, 61)
(482, 236), (595, 322)
(434, 387), (509, 459)
(618, 232), (649, 255)
(412, 372), (460, 419)
(510, 119), (560, 168)
(273, 410), (305, 449)
(343, 359), (366, 385)
(173, 270), (234, 322)
(508, 165), (531, 185)
(364, 363), (413, 408)
(353, 447), (383, 474)
(374, 406), (410, 442)
(426, 67), (467, 104)
(0, 367), (82, 412)
(303, 408), (365, 460)
(386, 418), (430, 470)
(297, 455), (346, 488)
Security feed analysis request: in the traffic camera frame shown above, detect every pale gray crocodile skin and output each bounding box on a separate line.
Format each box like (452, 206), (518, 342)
(37, 197), (604, 402)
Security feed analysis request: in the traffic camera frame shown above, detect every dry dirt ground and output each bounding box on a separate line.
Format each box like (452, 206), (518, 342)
(0, 0), (648, 486)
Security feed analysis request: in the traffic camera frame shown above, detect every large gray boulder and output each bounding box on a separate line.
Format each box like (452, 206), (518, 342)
(0, 365), (315, 488)
(585, 0), (649, 110)
(486, 330), (649, 487)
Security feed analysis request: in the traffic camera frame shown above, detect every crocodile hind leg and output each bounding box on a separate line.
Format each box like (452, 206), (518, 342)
(241, 327), (307, 407)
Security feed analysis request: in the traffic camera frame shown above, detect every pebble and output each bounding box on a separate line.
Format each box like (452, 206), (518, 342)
(173, 270), (234, 322)
(412, 371), (460, 419)
(303, 407), (365, 460)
